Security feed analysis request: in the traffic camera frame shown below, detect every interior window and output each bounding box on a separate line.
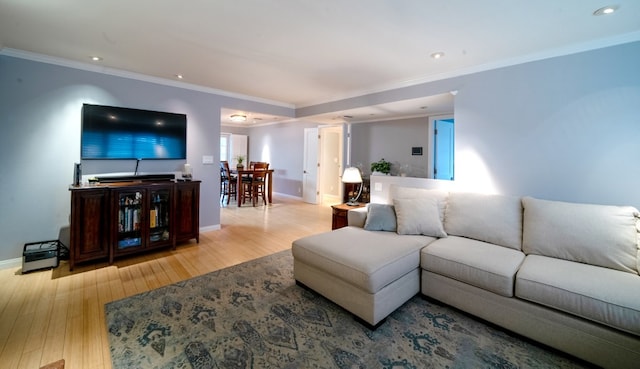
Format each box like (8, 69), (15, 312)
(220, 133), (230, 161)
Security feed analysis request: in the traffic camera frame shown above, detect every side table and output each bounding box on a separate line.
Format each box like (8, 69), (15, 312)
(331, 203), (366, 230)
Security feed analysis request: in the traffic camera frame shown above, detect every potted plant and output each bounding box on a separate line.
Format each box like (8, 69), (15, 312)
(370, 158), (391, 175)
(235, 155), (246, 169)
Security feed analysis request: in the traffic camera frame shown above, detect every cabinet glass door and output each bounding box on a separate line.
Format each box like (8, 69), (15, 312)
(149, 188), (171, 246)
(117, 190), (144, 250)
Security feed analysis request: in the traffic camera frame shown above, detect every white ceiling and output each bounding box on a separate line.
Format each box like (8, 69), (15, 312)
(2, 1), (639, 124)
(221, 93), (455, 126)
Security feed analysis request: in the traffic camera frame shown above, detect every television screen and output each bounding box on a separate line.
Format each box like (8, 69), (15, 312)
(81, 103), (187, 160)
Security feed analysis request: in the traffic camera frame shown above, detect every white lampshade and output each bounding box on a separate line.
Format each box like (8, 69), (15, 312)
(342, 167), (362, 183)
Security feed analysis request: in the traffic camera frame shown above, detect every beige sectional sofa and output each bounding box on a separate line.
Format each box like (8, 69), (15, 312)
(292, 187), (640, 369)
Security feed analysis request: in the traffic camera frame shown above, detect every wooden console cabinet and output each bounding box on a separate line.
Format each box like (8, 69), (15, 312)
(174, 180), (200, 244)
(69, 180), (200, 270)
(69, 188), (110, 268)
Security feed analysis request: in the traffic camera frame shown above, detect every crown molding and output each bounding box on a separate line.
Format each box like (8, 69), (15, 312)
(0, 48), (295, 109)
(221, 117), (298, 128)
(297, 31), (640, 109)
(3, 29), (639, 112)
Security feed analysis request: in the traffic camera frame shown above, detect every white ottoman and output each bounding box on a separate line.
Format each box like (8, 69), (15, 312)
(292, 226), (435, 326)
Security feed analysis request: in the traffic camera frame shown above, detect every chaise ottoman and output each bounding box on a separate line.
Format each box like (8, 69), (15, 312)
(292, 226), (436, 326)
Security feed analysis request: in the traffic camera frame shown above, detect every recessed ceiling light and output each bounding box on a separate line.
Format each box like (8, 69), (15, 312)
(90, 56), (102, 61)
(431, 52), (445, 59)
(593, 5), (619, 16)
(175, 74), (184, 79)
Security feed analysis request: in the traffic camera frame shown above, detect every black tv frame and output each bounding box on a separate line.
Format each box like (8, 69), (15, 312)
(81, 103), (187, 160)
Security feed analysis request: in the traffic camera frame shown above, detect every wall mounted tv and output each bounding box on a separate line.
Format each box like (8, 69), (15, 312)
(81, 103), (187, 160)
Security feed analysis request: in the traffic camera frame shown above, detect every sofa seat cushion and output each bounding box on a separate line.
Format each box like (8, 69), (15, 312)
(292, 226), (434, 294)
(444, 192), (523, 250)
(516, 255), (640, 336)
(522, 196), (639, 274)
(421, 236), (526, 297)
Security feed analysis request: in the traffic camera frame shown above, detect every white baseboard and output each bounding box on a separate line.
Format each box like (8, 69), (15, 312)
(0, 197), (304, 269)
(273, 192), (303, 200)
(0, 225), (222, 270)
(0, 257), (22, 270)
(200, 224), (221, 232)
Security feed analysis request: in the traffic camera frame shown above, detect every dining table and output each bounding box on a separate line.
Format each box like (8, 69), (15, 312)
(233, 168), (275, 207)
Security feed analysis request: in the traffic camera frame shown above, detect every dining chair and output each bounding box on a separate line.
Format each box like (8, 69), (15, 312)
(254, 162), (268, 169)
(252, 161), (269, 170)
(249, 168), (268, 206)
(220, 161), (237, 205)
(237, 163), (253, 205)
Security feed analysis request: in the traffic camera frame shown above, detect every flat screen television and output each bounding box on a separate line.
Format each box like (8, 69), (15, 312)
(81, 103), (187, 160)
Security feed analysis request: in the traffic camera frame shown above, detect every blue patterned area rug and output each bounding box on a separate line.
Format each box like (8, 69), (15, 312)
(105, 251), (591, 369)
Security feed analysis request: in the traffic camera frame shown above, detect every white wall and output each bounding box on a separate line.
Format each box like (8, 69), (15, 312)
(369, 176), (454, 204)
(351, 117), (431, 177)
(247, 121), (319, 197)
(302, 41), (640, 208)
(0, 55), (293, 262)
(452, 42), (640, 206)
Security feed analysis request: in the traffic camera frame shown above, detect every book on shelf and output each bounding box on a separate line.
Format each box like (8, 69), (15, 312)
(150, 209), (157, 228)
(133, 208), (140, 230)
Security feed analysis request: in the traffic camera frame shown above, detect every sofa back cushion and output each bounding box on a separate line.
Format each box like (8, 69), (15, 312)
(444, 192), (523, 250)
(522, 197), (639, 275)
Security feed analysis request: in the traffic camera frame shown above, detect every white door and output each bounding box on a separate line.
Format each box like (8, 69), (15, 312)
(303, 128), (319, 204)
(319, 126), (344, 204)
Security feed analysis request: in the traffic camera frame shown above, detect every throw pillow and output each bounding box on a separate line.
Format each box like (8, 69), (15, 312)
(394, 197), (447, 238)
(364, 204), (397, 232)
(390, 186), (448, 222)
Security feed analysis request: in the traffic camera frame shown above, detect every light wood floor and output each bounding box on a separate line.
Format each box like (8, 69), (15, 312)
(0, 195), (333, 369)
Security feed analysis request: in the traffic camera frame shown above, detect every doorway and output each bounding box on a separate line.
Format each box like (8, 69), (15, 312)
(319, 126), (344, 204)
(302, 125), (344, 205)
(428, 115), (455, 180)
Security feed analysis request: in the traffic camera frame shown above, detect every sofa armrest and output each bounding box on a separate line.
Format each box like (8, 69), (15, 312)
(347, 206), (368, 228)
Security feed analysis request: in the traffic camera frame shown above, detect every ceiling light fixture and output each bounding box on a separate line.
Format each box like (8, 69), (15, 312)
(431, 52), (445, 59)
(230, 114), (247, 123)
(175, 74), (184, 79)
(593, 5), (619, 16)
(90, 56), (102, 61)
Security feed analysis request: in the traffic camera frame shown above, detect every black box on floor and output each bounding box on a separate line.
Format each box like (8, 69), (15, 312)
(22, 240), (59, 273)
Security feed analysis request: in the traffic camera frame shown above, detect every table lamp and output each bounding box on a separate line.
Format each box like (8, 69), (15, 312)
(342, 167), (363, 206)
